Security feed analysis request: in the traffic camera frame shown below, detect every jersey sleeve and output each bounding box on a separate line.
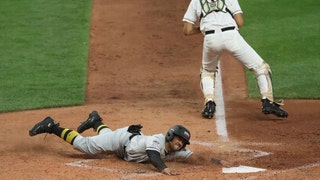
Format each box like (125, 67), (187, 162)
(182, 0), (200, 24)
(226, 0), (243, 15)
(145, 135), (163, 153)
(166, 148), (193, 160)
(146, 150), (168, 170)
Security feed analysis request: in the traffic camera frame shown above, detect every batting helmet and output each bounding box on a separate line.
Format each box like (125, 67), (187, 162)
(165, 125), (191, 146)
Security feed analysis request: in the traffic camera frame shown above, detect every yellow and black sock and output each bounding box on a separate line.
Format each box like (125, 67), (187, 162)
(96, 124), (108, 134)
(52, 126), (79, 145)
(60, 129), (79, 145)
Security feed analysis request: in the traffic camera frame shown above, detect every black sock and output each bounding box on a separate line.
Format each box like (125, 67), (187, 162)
(93, 121), (104, 131)
(52, 125), (64, 136)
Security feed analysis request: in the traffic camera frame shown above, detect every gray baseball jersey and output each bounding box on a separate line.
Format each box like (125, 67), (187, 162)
(72, 126), (193, 162)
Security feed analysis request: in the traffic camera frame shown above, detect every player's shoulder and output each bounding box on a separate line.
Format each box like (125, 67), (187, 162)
(152, 133), (165, 139)
(145, 134), (165, 148)
(146, 134), (165, 143)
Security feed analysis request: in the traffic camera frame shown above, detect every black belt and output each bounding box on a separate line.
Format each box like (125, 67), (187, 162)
(205, 26), (235, 35)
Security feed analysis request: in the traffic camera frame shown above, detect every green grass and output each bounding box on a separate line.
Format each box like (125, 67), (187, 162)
(0, 0), (92, 112)
(240, 0), (320, 99)
(0, 0), (318, 112)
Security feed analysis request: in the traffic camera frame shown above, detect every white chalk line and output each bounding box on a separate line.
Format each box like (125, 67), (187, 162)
(64, 63), (271, 177)
(215, 62), (228, 140)
(236, 162), (320, 180)
(66, 63), (316, 177)
(215, 63), (318, 177)
(66, 141), (273, 178)
(66, 159), (114, 171)
(191, 141), (272, 162)
(214, 64), (271, 169)
(66, 142), (320, 178)
(65, 63), (229, 177)
(235, 141), (282, 146)
(191, 141), (282, 148)
(66, 158), (163, 179)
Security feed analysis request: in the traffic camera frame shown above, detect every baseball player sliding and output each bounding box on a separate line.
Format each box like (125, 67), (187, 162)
(182, 0), (288, 119)
(29, 111), (231, 175)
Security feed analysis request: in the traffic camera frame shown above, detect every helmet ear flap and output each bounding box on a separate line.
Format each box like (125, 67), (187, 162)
(166, 131), (174, 142)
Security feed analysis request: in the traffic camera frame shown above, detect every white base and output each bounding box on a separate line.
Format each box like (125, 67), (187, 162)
(222, 165), (266, 173)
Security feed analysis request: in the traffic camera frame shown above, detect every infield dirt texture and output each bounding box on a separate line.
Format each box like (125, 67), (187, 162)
(1, 0), (319, 179)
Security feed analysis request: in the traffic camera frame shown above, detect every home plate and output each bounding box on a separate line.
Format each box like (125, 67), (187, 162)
(222, 165), (266, 173)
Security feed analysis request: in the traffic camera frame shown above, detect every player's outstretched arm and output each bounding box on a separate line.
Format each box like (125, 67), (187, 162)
(146, 150), (180, 175)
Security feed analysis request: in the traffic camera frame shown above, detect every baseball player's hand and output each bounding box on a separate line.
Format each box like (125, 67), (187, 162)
(161, 168), (180, 176)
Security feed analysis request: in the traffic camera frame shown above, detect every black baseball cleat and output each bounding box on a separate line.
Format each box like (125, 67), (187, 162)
(29, 117), (60, 136)
(262, 99), (288, 118)
(77, 110), (102, 133)
(202, 100), (216, 119)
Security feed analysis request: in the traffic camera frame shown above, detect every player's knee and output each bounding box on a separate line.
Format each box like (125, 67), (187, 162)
(250, 62), (271, 78)
(200, 67), (217, 79)
(200, 71), (215, 80)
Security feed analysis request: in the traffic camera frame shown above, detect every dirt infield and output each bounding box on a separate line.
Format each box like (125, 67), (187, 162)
(1, 0), (319, 179)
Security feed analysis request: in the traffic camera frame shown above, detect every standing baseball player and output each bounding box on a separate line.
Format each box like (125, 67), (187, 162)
(182, 0), (288, 119)
(29, 110), (231, 175)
